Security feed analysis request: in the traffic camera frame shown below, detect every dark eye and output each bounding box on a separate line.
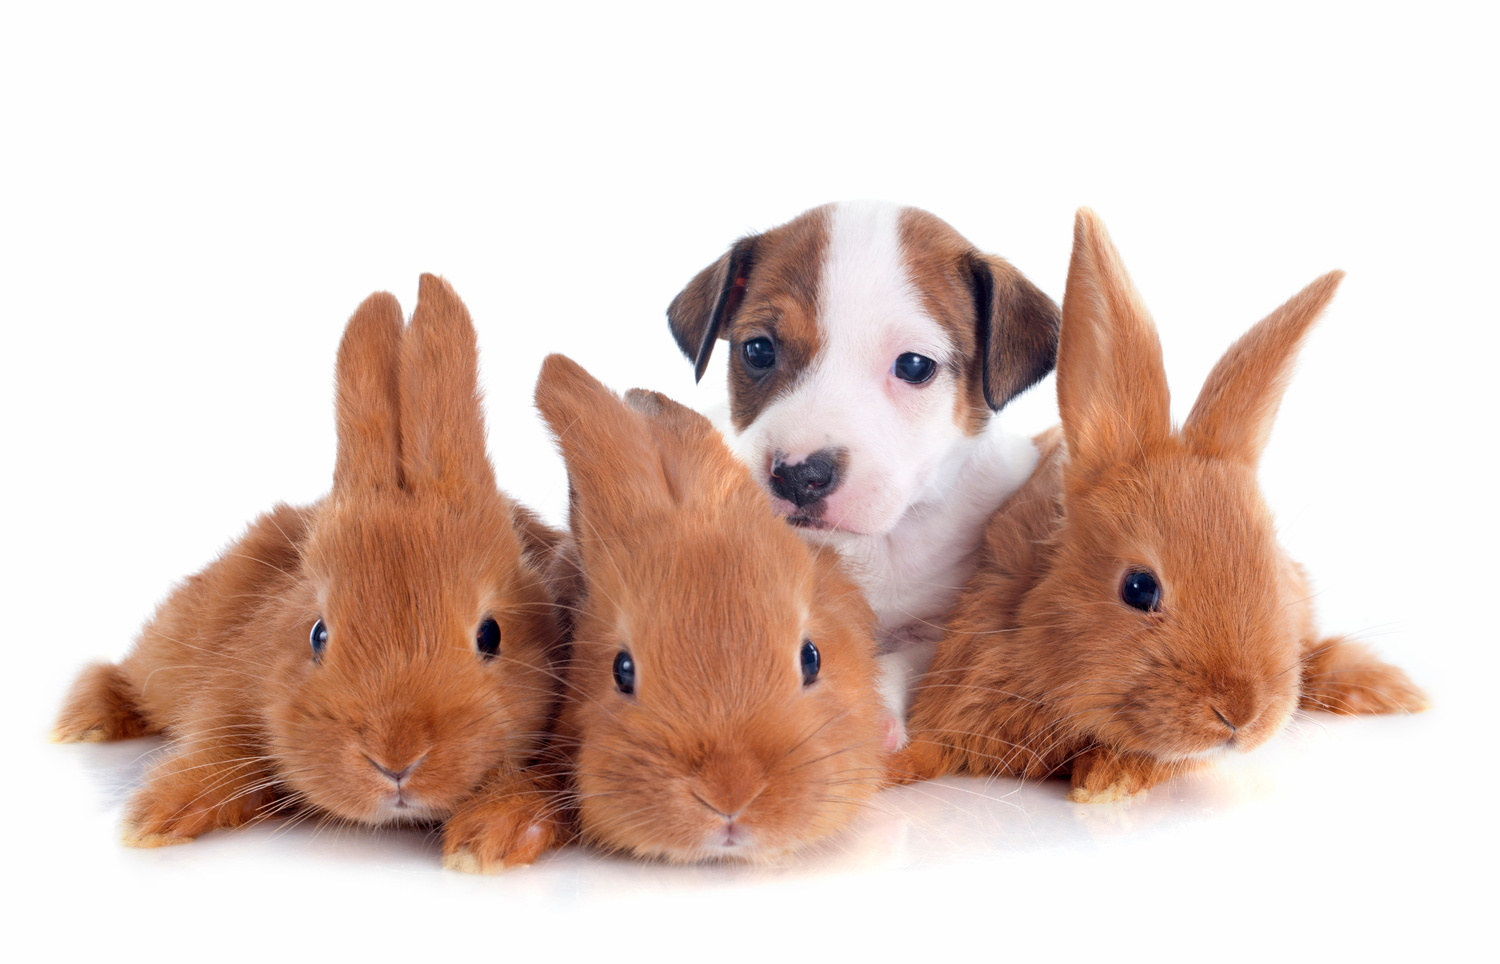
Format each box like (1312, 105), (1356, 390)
(476, 617), (501, 660)
(613, 650), (636, 695)
(309, 618), (328, 661)
(1121, 570), (1161, 612)
(893, 353), (936, 384)
(742, 336), (776, 371)
(800, 639), (820, 686)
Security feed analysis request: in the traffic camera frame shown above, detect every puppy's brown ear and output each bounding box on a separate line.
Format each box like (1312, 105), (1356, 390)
(667, 235), (758, 382)
(968, 253), (1061, 411)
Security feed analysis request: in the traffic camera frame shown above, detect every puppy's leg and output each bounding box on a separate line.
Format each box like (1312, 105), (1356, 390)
(875, 639), (937, 751)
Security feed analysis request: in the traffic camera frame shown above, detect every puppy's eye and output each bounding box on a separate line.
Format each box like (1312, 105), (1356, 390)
(800, 639), (820, 686)
(893, 353), (936, 384)
(613, 650), (636, 695)
(309, 619), (328, 661)
(742, 337), (776, 371)
(476, 617), (501, 660)
(1121, 570), (1161, 612)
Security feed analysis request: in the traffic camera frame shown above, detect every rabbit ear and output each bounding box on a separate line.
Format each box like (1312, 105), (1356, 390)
(535, 357), (743, 538)
(333, 291), (405, 493)
(399, 274), (496, 496)
(1182, 271), (1344, 465)
(534, 355), (678, 517)
(1056, 209), (1172, 473)
(621, 387), (743, 505)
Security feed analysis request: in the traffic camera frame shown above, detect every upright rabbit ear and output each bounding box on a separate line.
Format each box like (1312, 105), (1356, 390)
(1182, 270), (1344, 465)
(333, 291), (405, 493)
(621, 387), (746, 504)
(536, 357), (743, 536)
(534, 355), (674, 518)
(1056, 209), (1172, 473)
(399, 274), (496, 496)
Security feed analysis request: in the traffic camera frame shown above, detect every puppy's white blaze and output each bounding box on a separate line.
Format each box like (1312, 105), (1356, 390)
(819, 201), (938, 365)
(737, 200), (967, 538)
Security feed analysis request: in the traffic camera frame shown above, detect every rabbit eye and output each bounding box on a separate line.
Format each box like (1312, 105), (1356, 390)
(742, 336), (776, 371)
(893, 353), (936, 384)
(800, 639), (820, 686)
(476, 617), (501, 660)
(309, 619), (328, 661)
(1121, 570), (1161, 612)
(613, 650), (636, 695)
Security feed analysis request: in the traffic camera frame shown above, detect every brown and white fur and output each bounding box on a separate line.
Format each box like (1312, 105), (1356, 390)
(668, 201), (1060, 743)
(892, 209), (1429, 801)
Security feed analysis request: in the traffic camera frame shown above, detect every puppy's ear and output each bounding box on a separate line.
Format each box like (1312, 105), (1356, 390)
(968, 253), (1061, 411)
(667, 235), (758, 383)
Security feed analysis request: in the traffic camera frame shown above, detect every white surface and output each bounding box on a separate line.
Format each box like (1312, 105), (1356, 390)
(3, 3), (1494, 961)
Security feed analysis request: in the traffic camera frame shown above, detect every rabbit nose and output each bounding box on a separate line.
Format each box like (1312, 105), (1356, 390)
(1210, 690), (1264, 736)
(691, 780), (766, 822)
(366, 753), (426, 785)
(770, 450), (842, 507)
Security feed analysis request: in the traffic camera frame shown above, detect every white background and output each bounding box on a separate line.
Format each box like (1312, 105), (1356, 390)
(3, 2), (1495, 961)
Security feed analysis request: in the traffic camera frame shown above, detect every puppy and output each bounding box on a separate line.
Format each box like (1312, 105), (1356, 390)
(667, 200), (1059, 743)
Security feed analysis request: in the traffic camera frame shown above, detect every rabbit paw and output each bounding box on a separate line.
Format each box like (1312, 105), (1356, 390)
(122, 773), (270, 847)
(1068, 747), (1167, 803)
(52, 662), (156, 744)
(442, 795), (565, 874)
(883, 737), (950, 787)
(1301, 640), (1431, 716)
(1068, 776), (1137, 804)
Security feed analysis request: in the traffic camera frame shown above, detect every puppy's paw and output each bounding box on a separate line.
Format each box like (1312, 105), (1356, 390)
(883, 714), (907, 753)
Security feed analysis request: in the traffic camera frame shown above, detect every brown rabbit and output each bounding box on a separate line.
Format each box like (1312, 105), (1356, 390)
(894, 209), (1429, 802)
(441, 354), (889, 870)
(53, 275), (569, 856)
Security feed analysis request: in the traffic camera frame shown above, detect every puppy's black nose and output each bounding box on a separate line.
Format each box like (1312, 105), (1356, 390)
(770, 451), (840, 507)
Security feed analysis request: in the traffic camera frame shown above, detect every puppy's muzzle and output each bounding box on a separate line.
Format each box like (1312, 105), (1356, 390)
(770, 449), (843, 508)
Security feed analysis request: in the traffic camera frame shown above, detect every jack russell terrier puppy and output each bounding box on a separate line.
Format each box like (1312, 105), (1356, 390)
(667, 200), (1060, 745)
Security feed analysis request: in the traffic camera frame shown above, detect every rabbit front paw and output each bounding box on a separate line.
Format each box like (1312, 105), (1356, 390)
(442, 793), (567, 873)
(122, 772), (271, 847)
